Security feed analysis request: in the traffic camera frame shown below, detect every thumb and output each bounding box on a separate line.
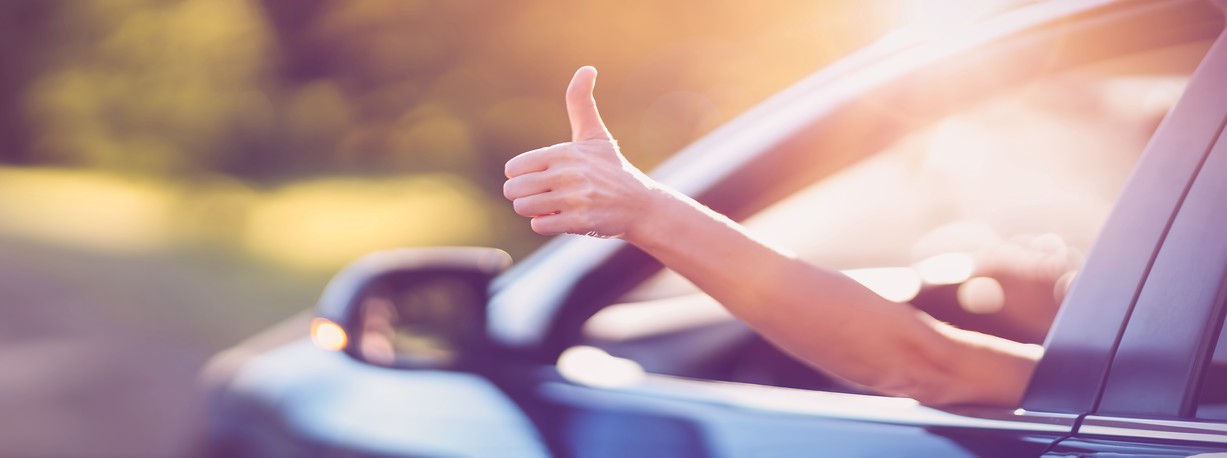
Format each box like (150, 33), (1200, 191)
(566, 66), (611, 142)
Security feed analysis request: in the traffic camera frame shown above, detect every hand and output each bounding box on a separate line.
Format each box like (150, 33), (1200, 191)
(964, 234), (1081, 342)
(503, 66), (662, 238)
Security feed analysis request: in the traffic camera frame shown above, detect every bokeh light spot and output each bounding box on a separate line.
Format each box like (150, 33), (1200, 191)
(310, 318), (348, 351)
(958, 276), (1005, 314)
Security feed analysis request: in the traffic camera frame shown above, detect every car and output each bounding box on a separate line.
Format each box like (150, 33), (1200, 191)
(202, 0), (1227, 456)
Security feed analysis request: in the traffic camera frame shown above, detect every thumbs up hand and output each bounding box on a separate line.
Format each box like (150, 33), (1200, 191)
(504, 67), (665, 239)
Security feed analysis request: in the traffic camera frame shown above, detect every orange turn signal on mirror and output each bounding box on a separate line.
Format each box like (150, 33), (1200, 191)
(310, 317), (348, 351)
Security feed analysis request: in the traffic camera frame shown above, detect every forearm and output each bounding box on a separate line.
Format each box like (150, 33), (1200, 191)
(624, 188), (851, 333)
(624, 189), (907, 381)
(624, 189), (1038, 406)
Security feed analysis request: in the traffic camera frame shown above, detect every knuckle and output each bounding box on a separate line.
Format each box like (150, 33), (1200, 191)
(580, 183), (602, 201)
(557, 167), (588, 187)
(556, 144), (586, 162)
(562, 191), (589, 211)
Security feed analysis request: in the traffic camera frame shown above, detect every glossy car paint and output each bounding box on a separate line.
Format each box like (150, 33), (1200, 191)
(1093, 32), (1227, 417)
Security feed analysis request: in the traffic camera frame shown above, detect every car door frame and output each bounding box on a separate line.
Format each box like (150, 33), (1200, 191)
(1046, 4), (1227, 450)
(1021, 0), (1227, 416)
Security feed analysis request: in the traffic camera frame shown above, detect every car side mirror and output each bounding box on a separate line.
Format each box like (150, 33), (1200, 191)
(310, 247), (512, 370)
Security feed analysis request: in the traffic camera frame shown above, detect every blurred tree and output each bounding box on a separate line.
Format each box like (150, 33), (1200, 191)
(253, 0), (511, 179)
(12, 0), (273, 177)
(3, 0), (898, 183)
(0, 1), (60, 165)
(252, 0), (898, 184)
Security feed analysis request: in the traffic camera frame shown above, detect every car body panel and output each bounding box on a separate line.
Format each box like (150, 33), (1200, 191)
(533, 373), (1073, 457)
(214, 341), (550, 457)
(1092, 30), (1227, 417)
(1045, 416), (1227, 456)
(1023, 1), (1227, 414)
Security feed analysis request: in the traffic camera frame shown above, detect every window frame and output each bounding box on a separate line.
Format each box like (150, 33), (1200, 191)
(1087, 13), (1227, 420)
(1015, 0), (1227, 415)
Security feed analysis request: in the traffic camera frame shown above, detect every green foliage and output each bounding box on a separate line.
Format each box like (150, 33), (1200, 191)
(16, 0), (273, 175)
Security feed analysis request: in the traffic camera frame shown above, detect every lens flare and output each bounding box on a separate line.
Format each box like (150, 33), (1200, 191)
(915, 252), (975, 285)
(310, 317), (348, 351)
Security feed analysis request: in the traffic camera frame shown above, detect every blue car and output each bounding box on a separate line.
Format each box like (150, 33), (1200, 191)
(203, 0), (1227, 456)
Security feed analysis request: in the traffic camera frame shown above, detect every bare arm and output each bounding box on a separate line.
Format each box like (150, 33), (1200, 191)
(504, 66), (1040, 406)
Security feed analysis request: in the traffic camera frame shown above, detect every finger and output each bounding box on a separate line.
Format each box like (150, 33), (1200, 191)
(529, 213), (572, 236)
(511, 193), (561, 218)
(505, 144), (561, 179)
(566, 66), (611, 142)
(503, 173), (554, 201)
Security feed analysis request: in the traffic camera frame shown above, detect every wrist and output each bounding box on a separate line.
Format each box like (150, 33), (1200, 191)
(621, 185), (701, 250)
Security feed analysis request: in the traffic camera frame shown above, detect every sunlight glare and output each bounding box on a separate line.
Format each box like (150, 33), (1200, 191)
(843, 267), (922, 303)
(914, 252), (975, 285)
(557, 346), (645, 389)
(0, 167), (176, 254)
(242, 175), (491, 271)
(896, 0), (1011, 39)
(583, 295), (734, 342)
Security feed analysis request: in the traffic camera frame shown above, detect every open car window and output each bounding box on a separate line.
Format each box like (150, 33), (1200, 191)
(576, 38), (1214, 392)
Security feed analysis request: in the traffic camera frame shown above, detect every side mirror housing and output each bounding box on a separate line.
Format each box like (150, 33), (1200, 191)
(311, 247), (512, 370)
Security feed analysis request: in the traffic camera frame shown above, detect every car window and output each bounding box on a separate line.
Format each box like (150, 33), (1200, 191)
(573, 40), (1213, 392)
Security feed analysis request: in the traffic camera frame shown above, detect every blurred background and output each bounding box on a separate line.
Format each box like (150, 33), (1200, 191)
(0, 0), (910, 455)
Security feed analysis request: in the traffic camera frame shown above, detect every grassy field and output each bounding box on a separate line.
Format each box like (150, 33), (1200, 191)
(0, 234), (330, 456)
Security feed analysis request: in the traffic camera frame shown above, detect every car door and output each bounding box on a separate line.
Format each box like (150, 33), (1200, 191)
(1042, 16), (1227, 453)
